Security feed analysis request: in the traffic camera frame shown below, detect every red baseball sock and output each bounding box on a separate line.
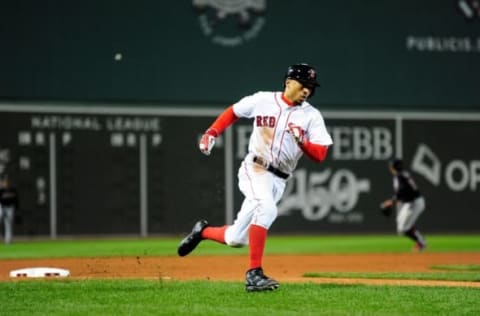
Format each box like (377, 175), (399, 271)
(201, 226), (227, 244)
(249, 224), (268, 270)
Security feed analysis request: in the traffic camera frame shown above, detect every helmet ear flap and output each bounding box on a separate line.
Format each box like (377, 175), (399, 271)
(303, 82), (317, 98)
(283, 77), (317, 98)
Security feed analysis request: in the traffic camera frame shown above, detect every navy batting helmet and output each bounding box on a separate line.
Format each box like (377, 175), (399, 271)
(285, 63), (320, 94)
(390, 159), (404, 172)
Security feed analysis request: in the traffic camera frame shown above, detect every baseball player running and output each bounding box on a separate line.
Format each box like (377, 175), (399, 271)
(177, 63), (333, 292)
(381, 159), (427, 251)
(0, 174), (18, 245)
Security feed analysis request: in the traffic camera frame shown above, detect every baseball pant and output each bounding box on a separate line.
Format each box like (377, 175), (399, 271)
(0, 205), (14, 244)
(224, 156), (286, 247)
(396, 197), (425, 234)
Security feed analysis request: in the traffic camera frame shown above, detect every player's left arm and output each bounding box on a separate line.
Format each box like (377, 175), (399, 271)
(288, 111), (333, 162)
(406, 173), (419, 191)
(299, 141), (329, 162)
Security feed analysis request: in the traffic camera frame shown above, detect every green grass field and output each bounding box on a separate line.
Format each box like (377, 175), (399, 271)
(1, 234), (480, 316)
(1, 234), (479, 259)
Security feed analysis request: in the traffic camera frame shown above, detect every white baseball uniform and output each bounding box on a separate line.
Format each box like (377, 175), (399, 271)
(224, 91), (333, 246)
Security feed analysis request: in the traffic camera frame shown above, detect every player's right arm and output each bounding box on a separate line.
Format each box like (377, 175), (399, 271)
(199, 92), (262, 155)
(199, 106), (239, 155)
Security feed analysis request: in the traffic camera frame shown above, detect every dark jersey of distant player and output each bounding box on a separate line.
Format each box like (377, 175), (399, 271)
(393, 171), (421, 202)
(0, 187), (18, 207)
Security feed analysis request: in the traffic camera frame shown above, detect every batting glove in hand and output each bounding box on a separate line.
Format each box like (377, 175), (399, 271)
(287, 123), (305, 145)
(199, 129), (217, 155)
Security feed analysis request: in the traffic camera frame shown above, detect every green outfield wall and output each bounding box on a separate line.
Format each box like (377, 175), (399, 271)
(1, 1), (479, 109)
(1, 104), (479, 237)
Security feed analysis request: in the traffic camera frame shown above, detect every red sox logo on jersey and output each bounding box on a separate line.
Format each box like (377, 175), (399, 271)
(256, 115), (275, 128)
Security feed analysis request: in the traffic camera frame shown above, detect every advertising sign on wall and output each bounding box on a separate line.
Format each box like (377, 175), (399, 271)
(231, 113), (480, 233)
(0, 104), (479, 237)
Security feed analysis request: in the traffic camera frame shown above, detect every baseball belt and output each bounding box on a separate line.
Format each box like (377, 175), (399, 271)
(252, 156), (290, 180)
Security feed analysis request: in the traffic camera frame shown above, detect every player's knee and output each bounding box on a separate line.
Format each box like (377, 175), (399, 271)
(225, 237), (247, 248)
(255, 200), (278, 228)
(224, 228), (248, 247)
(397, 227), (407, 235)
(227, 241), (246, 248)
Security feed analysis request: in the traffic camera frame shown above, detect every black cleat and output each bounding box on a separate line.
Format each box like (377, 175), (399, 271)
(177, 220), (209, 257)
(245, 267), (279, 292)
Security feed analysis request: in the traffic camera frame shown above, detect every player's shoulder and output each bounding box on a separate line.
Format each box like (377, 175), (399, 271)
(397, 171), (412, 181)
(301, 101), (325, 117)
(249, 91), (277, 99)
(237, 91), (275, 102)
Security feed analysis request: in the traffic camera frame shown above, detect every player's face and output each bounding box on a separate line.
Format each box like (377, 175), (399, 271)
(389, 166), (397, 175)
(284, 79), (312, 105)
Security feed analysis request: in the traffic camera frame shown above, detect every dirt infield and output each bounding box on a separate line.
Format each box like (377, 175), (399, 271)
(2, 253), (480, 287)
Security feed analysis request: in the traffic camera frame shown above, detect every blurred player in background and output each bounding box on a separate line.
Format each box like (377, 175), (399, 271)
(0, 174), (19, 244)
(177, 63), (333, 292)
(380, 159), (427, 251)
